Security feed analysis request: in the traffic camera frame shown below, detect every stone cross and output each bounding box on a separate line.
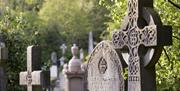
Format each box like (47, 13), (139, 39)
(19, 45), (50, 91)
(0, 35), (8, 91)
(60, 43), (67, 56)
(113, 0), (172, 91)
(80, 48), (84, 61)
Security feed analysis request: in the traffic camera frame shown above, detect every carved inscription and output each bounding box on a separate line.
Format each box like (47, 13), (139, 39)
(98, 57), (107, 74)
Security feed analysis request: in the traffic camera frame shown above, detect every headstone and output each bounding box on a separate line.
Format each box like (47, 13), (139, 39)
(19, 45), (50, 91)
(80, 48), (84, 61)
(59, 57), (65, 66)
(0, 35), (8, 91)
(59, 43), (67, 67)
(112, 0), (172, 91)
(50, 52), (58, 81)
(60, 43), (67, 56)
(51, 52), (57, 65)
(63, 44), (85, 91)
(87, 41), (124, 91)
(88, 32), (94, 54)
(50, 52), (59, 91)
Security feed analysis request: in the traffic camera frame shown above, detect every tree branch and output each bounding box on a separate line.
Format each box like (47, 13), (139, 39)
(173, 36), (180, 40)
(167, 0), (180, 9)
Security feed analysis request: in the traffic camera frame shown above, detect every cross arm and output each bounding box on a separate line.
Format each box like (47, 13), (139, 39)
(113, 29), (128, 49)
(140, 25), (172, 47)
(31, 71), (50, 87)
(19, 71), (28, 85)
(19, 71), (50, 87)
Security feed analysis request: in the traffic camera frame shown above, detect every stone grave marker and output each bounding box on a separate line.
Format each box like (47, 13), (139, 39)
(0, 35), (8, 91)
(59, 43), (67, 67)
(88, 32), (94, 54)
(50, 52), (58, 81)
(63, 44), (85, 91)
(112, 0), (172, 91)
(19, 45), (50, 91)
(87, 41), (125, 91)
(80, 48), (84, 61)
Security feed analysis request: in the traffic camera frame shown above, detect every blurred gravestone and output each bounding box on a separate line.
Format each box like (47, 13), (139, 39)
(63, 44), (85, 91)
(88, 32), (93, 54)
(80, 48), (84, 62)
(50, 52), (58, 81)
(59, 43), (67, 67)
(19, 45), (50, 91)
(0, 34), (8, 91)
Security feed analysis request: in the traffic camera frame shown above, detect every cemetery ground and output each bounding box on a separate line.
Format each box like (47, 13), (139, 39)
(0, 0), (180, 91)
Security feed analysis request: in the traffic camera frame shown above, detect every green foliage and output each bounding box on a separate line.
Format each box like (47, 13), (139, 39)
(0, 6), (39, 90)
(39, 0), (92, 44)
(0, 0), (109, 90)
(154, 0), (180, 90)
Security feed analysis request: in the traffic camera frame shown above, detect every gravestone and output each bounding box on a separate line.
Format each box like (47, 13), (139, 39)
(50, 52), (58, 81)
(0, 35), (8, 91)
(59, 43), (67, 67)
(63, 44), (85, 91)
(87, 41), (124, 91)
(19, 45), (50, 91)
(88, 32), (94, 54)
(112, 0), (172, 91)
(80, 48), (84, 61)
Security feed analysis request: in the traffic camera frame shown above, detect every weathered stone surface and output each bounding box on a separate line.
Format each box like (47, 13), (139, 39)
(87, 41), (124, 91)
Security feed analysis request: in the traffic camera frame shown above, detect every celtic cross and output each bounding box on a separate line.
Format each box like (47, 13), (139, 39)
(113, 0), (172, 91)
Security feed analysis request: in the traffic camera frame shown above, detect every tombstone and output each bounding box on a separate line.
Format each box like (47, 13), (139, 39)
(59, 56), (65, 67)
(112, 0), (172, 91)
(60, 43), (67, 56)
(50, 52), (58, 81)
(80, 48), (84, 62)
(0, 35), (8, 91)
(19, 45), (50, 91)
(63, 44), (85, 91)
(87, 41), (125, 91)
(88, 32), (94, 54)
(59, 43), (67, 67)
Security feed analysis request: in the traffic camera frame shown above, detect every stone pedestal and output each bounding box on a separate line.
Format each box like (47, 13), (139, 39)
(65, 71), (85, 91)
(63, 44), (86, 91)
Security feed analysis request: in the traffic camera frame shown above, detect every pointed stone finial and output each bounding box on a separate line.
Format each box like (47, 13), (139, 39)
(71, 44), (78, 59)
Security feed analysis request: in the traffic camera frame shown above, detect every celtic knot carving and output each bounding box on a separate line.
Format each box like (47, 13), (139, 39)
(128, 28), (139, 46)
(140, 25), (157, 46)
(128, 0), (138, 17)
